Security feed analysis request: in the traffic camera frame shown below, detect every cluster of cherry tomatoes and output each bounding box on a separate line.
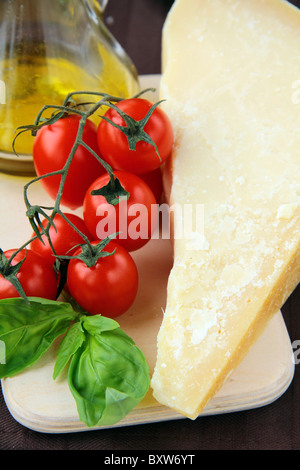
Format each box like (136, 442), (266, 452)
(0, 97), (173, 318)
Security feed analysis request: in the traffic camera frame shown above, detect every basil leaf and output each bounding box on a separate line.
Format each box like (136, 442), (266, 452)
(82, 314), (120, 334)
(68, 315), (150, 427)
(53, 321), (85, 380)
(0, 297), (78, 379)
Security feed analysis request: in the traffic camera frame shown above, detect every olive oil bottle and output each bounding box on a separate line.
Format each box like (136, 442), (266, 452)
(0, 0), (139, 174)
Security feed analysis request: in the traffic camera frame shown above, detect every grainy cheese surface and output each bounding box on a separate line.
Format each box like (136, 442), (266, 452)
(151, 0), (300, 419)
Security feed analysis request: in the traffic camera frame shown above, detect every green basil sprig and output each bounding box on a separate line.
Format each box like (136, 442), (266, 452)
(0, 298), (150, 428)
(0, 297), (78, 377)
(54, 314), (150, 427)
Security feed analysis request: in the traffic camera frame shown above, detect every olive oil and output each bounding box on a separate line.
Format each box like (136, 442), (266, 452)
(0, 46), (139, 157)
(0, 0), (140, 174)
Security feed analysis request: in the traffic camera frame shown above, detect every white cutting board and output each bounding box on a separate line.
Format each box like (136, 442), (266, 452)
(0, 76), (295, 433)
(1, 233), (295, 433)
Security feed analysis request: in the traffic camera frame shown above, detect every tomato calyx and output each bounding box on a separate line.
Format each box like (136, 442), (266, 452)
(100, 100), (165, 160)
(12, 107), (69, 154)
(90, 175), (130, 205)
(0, 249), (28, 301)
(56, 235), (118, 268)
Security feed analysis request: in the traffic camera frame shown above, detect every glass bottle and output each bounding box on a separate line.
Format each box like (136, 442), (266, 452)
(0, 0), (140, 175)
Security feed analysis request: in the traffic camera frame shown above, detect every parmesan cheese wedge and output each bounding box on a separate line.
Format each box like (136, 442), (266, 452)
(151, 0), (300, 419)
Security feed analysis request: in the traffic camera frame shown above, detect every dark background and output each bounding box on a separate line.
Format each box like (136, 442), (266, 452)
(1, 0), (300, 451)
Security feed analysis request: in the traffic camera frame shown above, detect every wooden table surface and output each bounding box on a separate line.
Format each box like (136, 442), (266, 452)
(0, 0), (300, 452)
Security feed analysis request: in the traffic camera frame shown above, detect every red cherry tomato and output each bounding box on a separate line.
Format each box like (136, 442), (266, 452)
(83, 171), (158, 252)
(33, 115), (106, 210)
(0, 249), (58, 300)
(67, 241), (138, 318)
(97, 98), (173, 175)
(29, 213), (92, 264)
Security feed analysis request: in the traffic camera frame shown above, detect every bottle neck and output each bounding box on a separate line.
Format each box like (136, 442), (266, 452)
(0, 0), (107, 42)
(83, 0), (109, 17)
(0, 0), (108, 19)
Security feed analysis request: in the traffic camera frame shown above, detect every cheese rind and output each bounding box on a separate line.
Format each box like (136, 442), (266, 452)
(151, 0), (300, 419)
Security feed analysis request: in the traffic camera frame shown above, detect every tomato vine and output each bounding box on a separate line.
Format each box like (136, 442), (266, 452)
(3, 87), (160, 300)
